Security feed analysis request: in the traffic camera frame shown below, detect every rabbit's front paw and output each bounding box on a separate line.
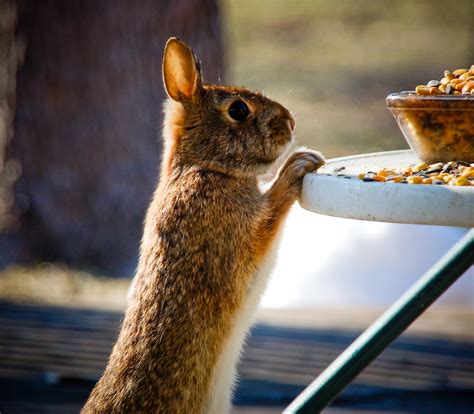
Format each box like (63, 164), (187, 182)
(275, 150), (325, 197)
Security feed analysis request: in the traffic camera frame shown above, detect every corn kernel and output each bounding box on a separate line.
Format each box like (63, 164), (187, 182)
(455, 81), (467, 91)
(377, 169), (397, 177)
(407, 176), (423, 184)
(422, 178), (432, 184)
(412, 162), (428, 172)
(386, 175), (402, 183)
(453, 68), (468, 76)
(415, 85), (431, 95)
(455, 177), (471, 186)
(462, 81), (474, 93)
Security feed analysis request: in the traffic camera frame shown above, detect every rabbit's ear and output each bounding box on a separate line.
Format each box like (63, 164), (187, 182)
(163, 37), (202, 102)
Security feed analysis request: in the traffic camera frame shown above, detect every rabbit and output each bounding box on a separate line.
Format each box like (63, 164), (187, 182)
(82, 37), (325, 414)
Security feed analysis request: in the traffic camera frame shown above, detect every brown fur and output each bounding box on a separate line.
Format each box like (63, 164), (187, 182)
(82, 37), (324, 413)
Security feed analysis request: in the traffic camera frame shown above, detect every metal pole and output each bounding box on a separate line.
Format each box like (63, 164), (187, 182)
(284, 228), (474, 414)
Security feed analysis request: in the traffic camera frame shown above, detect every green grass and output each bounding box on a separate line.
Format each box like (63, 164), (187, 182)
(222, 0), (473, 157)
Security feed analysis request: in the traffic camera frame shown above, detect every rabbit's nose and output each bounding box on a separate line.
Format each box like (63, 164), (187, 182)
(280, 106), (295, 131)
(287, 115), (295, 131)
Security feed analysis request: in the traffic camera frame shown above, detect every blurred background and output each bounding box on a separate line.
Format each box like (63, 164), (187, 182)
(0, 0), (472, 413)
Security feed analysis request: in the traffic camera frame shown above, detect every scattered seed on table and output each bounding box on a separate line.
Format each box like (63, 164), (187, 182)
(358, 161), (474, 186)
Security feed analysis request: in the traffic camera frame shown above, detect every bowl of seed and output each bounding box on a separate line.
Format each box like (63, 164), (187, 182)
(386, 66), (474, 163)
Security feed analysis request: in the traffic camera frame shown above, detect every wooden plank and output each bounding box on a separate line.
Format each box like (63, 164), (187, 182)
(1, 301), (473, 413)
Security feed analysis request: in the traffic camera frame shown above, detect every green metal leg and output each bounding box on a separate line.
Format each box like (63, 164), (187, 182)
(284, 228), (474, 414)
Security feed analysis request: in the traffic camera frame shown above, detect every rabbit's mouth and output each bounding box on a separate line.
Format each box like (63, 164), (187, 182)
(273, 128), (294, 148)
(265, 134), (292, 166)
(268, 112), (294, 147)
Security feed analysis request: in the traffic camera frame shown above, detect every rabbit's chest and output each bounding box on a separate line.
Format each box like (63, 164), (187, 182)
(205, 229), (283, 413)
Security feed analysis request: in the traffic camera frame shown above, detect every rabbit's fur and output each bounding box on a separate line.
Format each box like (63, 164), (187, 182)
(82, 37), (324, 414)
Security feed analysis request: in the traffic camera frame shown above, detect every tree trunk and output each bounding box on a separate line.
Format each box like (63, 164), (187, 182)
(2, 0), (225, 276)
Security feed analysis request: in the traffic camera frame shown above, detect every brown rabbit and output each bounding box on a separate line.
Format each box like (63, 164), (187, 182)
(82, 37), (324, 414)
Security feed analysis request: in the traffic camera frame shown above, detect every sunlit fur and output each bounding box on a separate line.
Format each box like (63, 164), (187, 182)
(82, 38), (324, 414)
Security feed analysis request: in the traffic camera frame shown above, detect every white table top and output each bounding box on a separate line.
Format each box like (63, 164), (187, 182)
(300, 150), (474, 227)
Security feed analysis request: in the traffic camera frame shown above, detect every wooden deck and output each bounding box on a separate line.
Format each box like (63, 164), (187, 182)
(0, 301), (473, 413)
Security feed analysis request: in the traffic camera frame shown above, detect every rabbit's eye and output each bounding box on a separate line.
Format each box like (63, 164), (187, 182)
(228, 100), (249, 121)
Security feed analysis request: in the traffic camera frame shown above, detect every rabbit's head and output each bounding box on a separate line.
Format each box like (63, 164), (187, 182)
(162, 38), (295, 176)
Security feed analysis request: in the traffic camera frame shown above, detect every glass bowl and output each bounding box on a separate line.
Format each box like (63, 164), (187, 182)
(386, 92), (474, 163)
